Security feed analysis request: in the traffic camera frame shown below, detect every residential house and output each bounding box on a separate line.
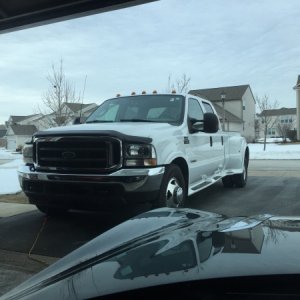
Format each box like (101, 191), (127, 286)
(0, 124), (7, 147)
(4, 102), (97, 150)
(5, 124), (38, 150)
(293, 75), (300, 140)
(189, 85), (256, 142)
(0, 125), (6, 138)
(257, 107), (297, 139)
(44, 102), (97, 127)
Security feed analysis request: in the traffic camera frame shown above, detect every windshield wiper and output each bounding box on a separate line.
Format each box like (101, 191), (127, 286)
(120, 119), (159, 122)
(86, 120), (114, 123)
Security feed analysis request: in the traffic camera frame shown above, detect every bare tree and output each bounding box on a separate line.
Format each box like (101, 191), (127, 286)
(166, 73), (191, 93)
(277, 122), (293, 143)
(40, 59), (82, 127)
(256, 95), (279, 151)
(254, 118), (261, 140)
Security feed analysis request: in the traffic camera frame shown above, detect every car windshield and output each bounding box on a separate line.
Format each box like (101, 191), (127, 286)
(86, 95), (185, 125)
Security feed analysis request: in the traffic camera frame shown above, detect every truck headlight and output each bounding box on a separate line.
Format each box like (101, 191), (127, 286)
(22, 144), (34, 164)
(125, 144), (157, 167)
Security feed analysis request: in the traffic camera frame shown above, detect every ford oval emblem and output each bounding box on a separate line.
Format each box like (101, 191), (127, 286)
(61, 151), (76, 159)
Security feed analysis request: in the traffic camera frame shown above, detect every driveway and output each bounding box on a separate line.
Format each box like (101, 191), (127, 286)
(0, 159), (300, 295)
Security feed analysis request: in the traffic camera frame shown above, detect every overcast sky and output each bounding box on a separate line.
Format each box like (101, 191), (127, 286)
(1, 0), (300, 124)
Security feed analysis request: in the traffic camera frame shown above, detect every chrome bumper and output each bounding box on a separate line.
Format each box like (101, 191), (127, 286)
(18, 165), (165, 193)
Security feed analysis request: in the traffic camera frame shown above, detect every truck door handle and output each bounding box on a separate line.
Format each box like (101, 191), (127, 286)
(210, 136), (213, 147)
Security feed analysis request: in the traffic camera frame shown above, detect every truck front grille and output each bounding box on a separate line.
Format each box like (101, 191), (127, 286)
(36, 136), (121, 173)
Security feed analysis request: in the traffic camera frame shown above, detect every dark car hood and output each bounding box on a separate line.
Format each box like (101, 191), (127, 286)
(2, 208), (300, 299)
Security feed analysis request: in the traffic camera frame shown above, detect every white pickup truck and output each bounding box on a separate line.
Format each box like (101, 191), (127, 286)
(19, 92), (249, 215)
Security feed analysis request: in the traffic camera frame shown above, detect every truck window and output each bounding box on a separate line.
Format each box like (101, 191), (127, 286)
(202, 102), (214, 114)
(188, 98), (204, 120)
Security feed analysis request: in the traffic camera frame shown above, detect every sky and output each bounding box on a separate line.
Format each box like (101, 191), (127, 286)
(1, 0), (300, 124)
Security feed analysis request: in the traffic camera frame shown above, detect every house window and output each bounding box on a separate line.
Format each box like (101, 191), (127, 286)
(202, 102), (214, 113)
(267, 128), (276, 136)
(280, 115), (293, 124)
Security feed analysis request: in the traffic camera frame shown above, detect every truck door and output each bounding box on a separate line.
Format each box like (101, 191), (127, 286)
(186, 98), (216, 185)
(201, 101), (225, 176)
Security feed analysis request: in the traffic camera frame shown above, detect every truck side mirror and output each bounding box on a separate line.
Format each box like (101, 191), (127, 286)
(189, 113), (219, 133)
(203, 113), (219, 133)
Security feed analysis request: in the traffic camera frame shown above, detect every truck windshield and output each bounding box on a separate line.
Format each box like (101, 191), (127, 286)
(86, 95), (185, 125)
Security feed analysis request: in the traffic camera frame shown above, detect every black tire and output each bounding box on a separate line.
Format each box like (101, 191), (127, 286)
(232, 157), (248, 188)
(222, 156), (248, 188)
(35, 204), (68, 216)
(222, 175), (234, 188)
(156, 164), (186, 208)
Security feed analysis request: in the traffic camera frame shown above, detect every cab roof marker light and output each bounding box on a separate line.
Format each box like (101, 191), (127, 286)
(116, 93), (121, 97)
(153, 90), (157, 94)
(171, 89), (176, 94)
(131, 92), (136, 96)
(142, 91), (146, 95)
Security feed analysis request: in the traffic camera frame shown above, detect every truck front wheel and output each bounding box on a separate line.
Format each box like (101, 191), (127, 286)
(156, 164), (186, 208)
(35, 204), (68, 216)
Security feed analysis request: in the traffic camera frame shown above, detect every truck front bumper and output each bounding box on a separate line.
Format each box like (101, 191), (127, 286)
(18, 165), (165, 207)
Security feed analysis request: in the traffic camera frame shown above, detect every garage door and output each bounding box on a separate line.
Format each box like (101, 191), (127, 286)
(6, 138), (16, 151)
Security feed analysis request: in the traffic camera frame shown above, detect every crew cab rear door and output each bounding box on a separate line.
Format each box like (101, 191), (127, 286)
(201, 100), (225, 176)
(186, 98), (218, 184)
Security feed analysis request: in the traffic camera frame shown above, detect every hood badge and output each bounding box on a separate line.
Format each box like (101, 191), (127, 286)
(61, 151), (76, 159)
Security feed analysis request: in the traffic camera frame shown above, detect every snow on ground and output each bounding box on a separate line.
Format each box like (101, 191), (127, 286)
(0, 148), (23, 195)
(0, 144), (299, 195)
(0, 147), (22, 160)
(248, 143), (300, 159)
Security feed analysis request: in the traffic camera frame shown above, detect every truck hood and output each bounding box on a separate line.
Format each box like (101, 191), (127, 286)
(3, 208), (300, 299)
(34, 122), (181, 142)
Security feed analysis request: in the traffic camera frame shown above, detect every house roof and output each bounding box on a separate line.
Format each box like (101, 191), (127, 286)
(64, 102), (96, 113)
(10, 114), (40, 123)
(189, 85), (250, 102)
(10, 124), (38, 135)
(259, 107), (296, 117)
(10, 115), (28, 123)
(83, 105), (98, 115)
(213, 103), (243, 123)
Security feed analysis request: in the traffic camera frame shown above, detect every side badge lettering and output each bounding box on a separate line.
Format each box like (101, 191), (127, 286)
(184, 137), (189, 144)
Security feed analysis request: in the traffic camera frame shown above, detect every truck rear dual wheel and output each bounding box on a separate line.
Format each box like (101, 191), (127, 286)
(156, 164), (186, 208)
(222, 157), (248, 188)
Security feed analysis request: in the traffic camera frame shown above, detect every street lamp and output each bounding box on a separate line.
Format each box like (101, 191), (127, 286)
(220, 91), (226, 131)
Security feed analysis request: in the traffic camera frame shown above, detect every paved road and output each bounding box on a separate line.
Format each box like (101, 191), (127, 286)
(249, 159), (300, 177)
(0, 159), (300, 295)
(0, 159), (12, 165)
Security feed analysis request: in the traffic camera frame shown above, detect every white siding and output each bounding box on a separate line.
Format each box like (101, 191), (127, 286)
(241, 87), (256, 142)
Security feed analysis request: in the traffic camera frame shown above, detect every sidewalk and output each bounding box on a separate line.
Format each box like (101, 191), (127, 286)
(0, 202), (36, 218)
(0, 249), (58, 296)
(0, 202), (56, 296)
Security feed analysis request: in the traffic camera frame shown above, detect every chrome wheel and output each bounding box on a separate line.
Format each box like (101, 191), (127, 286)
(156, 164), (186, 208)
(165, 177), (184, 207)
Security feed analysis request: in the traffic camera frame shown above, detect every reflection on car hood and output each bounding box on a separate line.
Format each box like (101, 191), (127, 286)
(3, 208), (300, 299)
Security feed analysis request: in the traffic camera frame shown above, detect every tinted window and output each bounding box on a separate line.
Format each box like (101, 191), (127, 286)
(202, 102), (214, 114)
(188, 98), (204, 120)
